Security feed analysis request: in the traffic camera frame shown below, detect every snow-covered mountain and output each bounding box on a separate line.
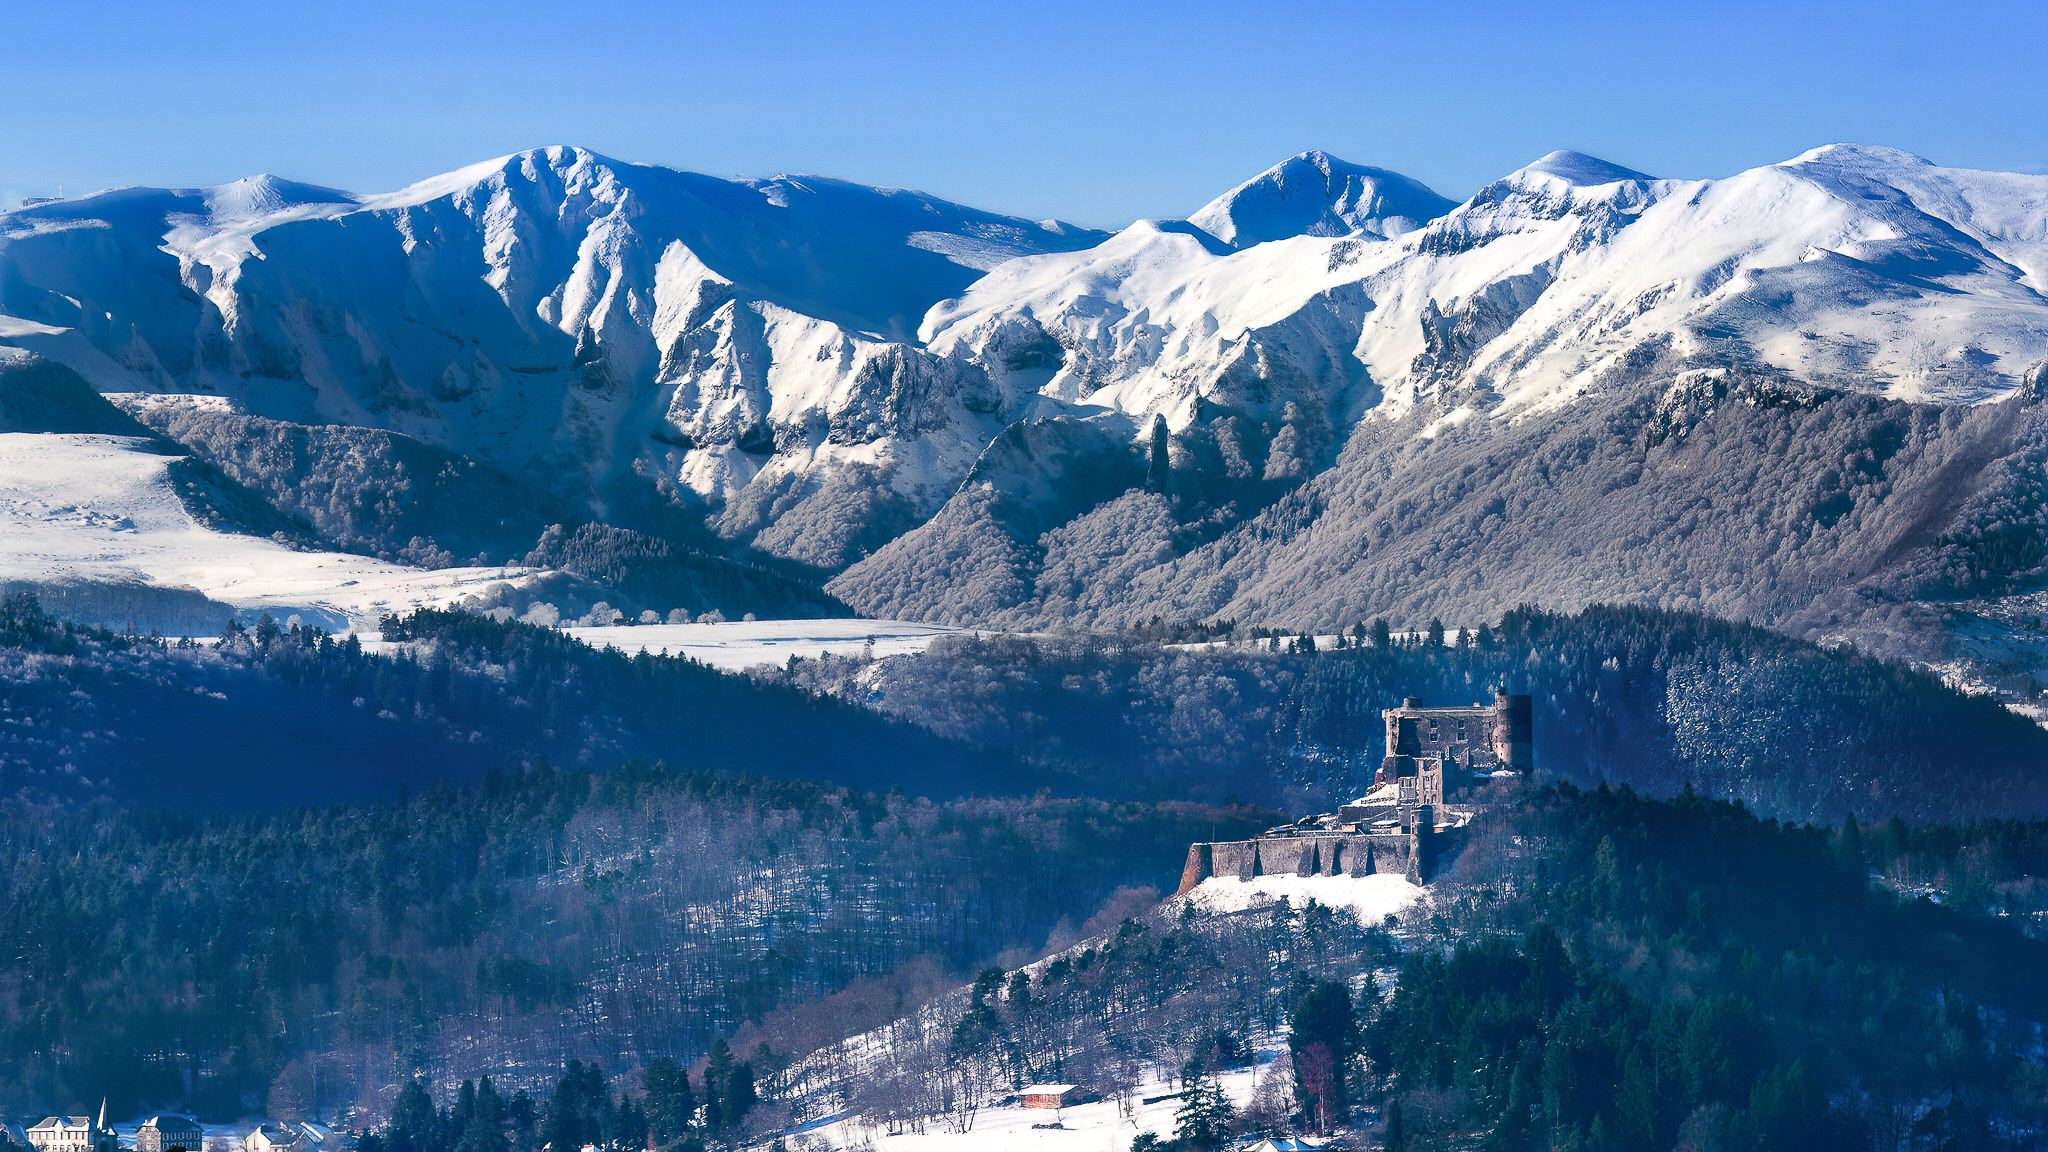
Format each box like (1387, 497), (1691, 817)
(836, 145), (2048, 695)
(924, 145), (2048, 440)
(0, 146), (1107, 568)
(1187, 149), (1456, 247)
(4, 143), (2046, 685)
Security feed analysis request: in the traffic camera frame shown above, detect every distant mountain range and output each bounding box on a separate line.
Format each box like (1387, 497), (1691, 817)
(1, 144), (2043, 706)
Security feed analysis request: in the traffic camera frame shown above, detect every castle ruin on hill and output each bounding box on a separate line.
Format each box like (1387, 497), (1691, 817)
(1176, 690), (1533, 893)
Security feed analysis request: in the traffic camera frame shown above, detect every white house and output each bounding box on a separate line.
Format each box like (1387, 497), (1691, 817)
(27, 1105), (117, 1152)
(244, 1126), (302, 1152)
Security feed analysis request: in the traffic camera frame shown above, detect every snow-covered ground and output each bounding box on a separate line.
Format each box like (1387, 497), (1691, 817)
(1183, 871), (1424, 922)
(562, 618), (971, 670)
(0, 432), (535, 629)
(792, 1057), (1273, 1152)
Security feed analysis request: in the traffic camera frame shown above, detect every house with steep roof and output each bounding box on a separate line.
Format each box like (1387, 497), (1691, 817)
(244, 1126), (301, 1152)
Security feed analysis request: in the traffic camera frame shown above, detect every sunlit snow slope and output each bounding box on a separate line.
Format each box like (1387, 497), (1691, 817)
(927, 145), (2048, 438)
(0, 146), (1107, 568)
(0, 432), (533, 629)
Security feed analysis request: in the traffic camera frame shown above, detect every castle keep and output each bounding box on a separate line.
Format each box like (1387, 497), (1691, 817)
(1370, 690), (1532, 808)
(1176, 690), (1534, 894)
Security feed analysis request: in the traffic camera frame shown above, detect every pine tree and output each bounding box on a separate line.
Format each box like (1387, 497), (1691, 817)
(700, 1043), (730, 1133)
(391, 1080), (439, 1152)
(1836, 813), (1866, 875)
(1171, 1080), (1235, 1151)
(720, 1064), (757, 1129)
(642, 1058), (693, 1146)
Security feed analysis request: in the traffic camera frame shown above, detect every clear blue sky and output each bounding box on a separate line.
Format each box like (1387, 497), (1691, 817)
(3, 0), (2043, 228)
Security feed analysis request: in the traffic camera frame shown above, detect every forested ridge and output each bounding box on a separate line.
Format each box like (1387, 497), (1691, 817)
(0, 594), (1016, 808)
(764, 604), (2048, 822)
(316, 786), (2048, 1152)
(749, 788), (2048, 1151)
(6, 590), (2042, 820)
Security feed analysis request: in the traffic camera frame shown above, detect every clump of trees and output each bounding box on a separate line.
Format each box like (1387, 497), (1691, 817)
(358, 1055), (763, 1152)
(790, 896), (1397, 1145)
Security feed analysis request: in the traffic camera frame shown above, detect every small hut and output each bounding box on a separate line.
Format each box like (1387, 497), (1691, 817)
(1019, 1084), (1086, 1109)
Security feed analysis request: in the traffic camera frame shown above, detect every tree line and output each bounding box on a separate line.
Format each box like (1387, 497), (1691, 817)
(760, 603), (2048, 822)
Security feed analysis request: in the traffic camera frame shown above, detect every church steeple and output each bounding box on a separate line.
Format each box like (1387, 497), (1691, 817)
(97, 1101), (108, 1131)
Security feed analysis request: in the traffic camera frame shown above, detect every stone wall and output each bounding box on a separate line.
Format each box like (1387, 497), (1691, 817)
(1175, 833), (1416, 895)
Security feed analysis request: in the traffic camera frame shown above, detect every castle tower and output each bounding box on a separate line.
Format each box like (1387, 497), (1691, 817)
(1492, 690), (1533, 775)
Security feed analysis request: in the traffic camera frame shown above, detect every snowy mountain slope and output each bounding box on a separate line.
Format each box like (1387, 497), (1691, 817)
(833, 362), (2048, 728)
(0, 147), (1106, 568)
(839, 147), (2048, 700)
(6, 143), (2048, 686)
(923, 146), (2048, 456)
(0, 430), (537, 630)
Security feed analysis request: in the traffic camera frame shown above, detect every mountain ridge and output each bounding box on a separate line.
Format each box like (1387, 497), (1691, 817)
(4, 143), (2046, 703)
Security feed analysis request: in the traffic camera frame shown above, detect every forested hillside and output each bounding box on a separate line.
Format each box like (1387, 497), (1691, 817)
(6, 590), (2041, 821)
(0, 759), (1268, 1120)
(762, 604), (2048, 823)
(0, 594), (1006, 809)
(1364, 784), (2048, 1149)
(737, 788), (2048, 1151)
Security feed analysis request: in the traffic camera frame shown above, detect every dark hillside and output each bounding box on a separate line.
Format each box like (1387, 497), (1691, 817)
(0, 595), (1015, 810)
(0, 761), (1267, 1120)
(1366, 784), (2048, 1149)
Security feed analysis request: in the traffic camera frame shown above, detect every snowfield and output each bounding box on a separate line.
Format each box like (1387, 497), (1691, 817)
(1184, 871), (1425, 922)
(0, 432), (536, 629)
(561, 618), (970, 670)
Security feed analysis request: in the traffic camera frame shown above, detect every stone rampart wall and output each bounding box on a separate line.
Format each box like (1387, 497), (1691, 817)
(1176, 833), (1416, 895)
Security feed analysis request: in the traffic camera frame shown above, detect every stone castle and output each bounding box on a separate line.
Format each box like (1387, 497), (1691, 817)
(1176, 690), (1533, 893)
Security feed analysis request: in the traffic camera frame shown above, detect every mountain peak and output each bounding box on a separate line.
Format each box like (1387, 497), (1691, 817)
(204, 174), (358, 220)
(1514, 150), (1655, 187)
(1781, 142), (1934, 171)
(1188, 151), (1455, 248)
